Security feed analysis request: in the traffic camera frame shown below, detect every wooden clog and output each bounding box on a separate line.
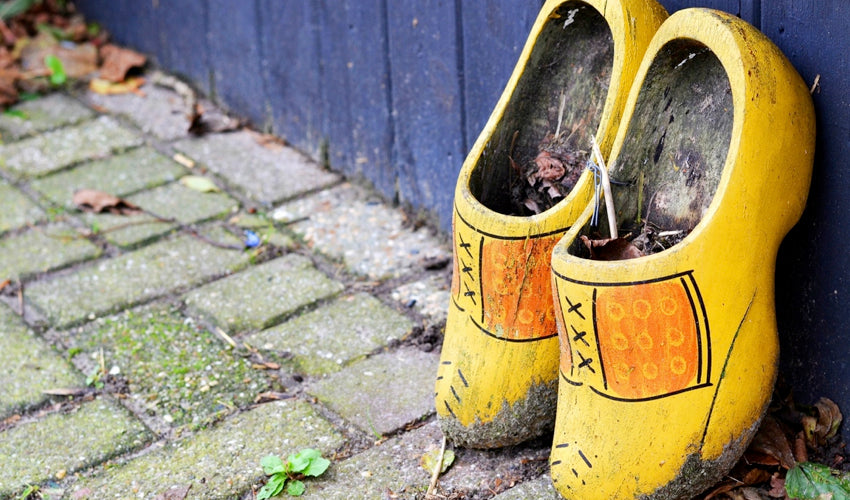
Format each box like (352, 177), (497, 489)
(435, 0), (667, 448)
(548, 9), (815, 498)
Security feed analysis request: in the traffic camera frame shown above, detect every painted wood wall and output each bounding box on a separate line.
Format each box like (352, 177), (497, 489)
(76, 0), (850, 442)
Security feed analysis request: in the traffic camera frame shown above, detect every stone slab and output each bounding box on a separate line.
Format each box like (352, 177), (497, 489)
(246, 293), (414, 375)
(492, 475), (561, 499)
(0, 398), (151, 497)
(0, 93), (95, 142)
(69, 399), (345, 500)
(26, 232), (251, 328)
(29, 146), (186, 206)
(184, 254), (343, 333)
(0, 303), (81, 419)
(0, 181), (44, 233)
(0, 116), (142, 179)
(0, 223), (101, 279)
(84, 80), (194, 141)
(391, 273), (451, 325)
(227, 211), (294, 249)
(67, 303), (272, 429)
(173, 130), (339, 205)
(273, 183), (450, 280)
(80, 179), (239, 248)
(307, 347), (438, 437)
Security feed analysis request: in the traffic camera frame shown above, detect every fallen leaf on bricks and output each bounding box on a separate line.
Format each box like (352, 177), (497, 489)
(72, 189), (141, 215)
(89, 76), (145, 95)
(179, 175), (220, 193)
(98, 44), (146, 82)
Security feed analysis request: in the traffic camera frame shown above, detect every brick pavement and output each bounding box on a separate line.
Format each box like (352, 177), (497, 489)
(0, 81), (557, 499)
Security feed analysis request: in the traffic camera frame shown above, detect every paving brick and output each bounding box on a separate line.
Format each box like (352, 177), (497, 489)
(173, 130), (339, 204)
(492, 475), (560, 499)
(0, 181), (44, 233)
(184, 254), (343, 334)
(0, 223), (101, 279)
(0, 303), (81, 419)
(29, 147), (186, 206)
(26, 232), (251, 328)
(66, 303), (272, 429)
(0, 93), (95, 142)
(391, 273), (451, 325)
(69, 399), (345, 499)
(246, 293), (414, 375)
(0, 116), (142, 179)
(0, 398), (151, 497)
(84, 80), (194, 141)
(80, 179), (239, 248)
(273, 183), (450, 280)
(228, 211), (294, 249)
(307, 347), (438, 437)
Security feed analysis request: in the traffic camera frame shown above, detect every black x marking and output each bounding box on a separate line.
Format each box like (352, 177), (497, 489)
(463, 282), (477, 305)
(458, 233), (473, 258)
(571, 325), (590, 347)
(565, 295), (585, 320)
(460, 259), (474, 279)
(577, 351), (595, 373)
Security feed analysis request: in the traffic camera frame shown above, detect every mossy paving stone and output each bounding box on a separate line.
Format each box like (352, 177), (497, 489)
(67, 303), (271, 429)
(0, 398), (151, 497)
(68, 399), (345, 500)
(307, 347), (438, 437)
(491, 475), (561, 499)
(173, 130), (340, 205)
(0, 116), (142, 180)
(272, 183), (450, 280)
(246, 293), (414, 376)
(0, 93), (95, 142)
(79, 179), (239, 249)
(0, 222), (101, 279)
(0, 303), (81, 419)
(0, 181), (44, 234)
(29, 146), (186, 206)
(183, 254), (343, 334)
(25, 232), (251, 329)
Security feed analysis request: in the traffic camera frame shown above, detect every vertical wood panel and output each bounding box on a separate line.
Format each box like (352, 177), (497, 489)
(387, 0), (466, 229)
(207, 0), (267, 127)
(658, 0), (739, 15)
(76, 0), (159, 57)
(460, 0), (542, 147)
(764, 1), (850, 443)
(157, 0), (211, 94)
(257, 2), (323, 158)
(317, 0), (395, 196)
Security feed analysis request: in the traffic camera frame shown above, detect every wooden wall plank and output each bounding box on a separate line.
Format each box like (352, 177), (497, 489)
(460, 0), (542, 148)
(387, 0), (466, 229)
(207, 0), (267, 128)
(317, 1), (395, 196)
(76, 0), (159, 57)
(157, 0), (210, 94)
(257, 1), (323, 159)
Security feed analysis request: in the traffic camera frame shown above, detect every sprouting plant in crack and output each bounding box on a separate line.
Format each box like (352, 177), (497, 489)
(257, 448), (331, 498)
(85, 348), (106, 389)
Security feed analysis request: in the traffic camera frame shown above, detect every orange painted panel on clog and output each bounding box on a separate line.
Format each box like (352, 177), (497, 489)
(595, 280), (698, 399)
(480, 235), (560, 340)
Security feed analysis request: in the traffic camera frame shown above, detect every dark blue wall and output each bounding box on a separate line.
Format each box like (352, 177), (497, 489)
(77, 0), (850, 443)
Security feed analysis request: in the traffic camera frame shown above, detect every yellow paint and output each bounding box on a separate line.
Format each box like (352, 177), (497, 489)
(549, 9), (815, 498)
(435, 0), (668, 448)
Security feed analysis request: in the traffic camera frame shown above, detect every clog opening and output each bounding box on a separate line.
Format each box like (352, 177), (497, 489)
(570, 39), (733, 260)
(468, 2), (614, 217)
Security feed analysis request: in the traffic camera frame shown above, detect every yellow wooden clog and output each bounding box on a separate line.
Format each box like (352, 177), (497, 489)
(435, 0), (667, 448)
(549, 8), (815, 498)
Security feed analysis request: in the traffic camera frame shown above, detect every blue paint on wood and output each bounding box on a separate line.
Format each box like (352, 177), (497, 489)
(76, 0), (159, 58)
(157, 0), (210, 94)
(257, 1), (324, 159)
(207, 0), (267, 128)
(460, 0), (542, 150)
(317, 1), (395, 196)
(387, 0), (466, 229)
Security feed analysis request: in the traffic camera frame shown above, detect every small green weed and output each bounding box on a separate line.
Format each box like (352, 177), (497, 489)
(258, 449), (330, 499)
(16, 483), (39, 500)
(44, 54), (66, 86)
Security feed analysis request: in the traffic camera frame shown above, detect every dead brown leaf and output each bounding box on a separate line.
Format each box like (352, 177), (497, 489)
(767, 473), (789, 499)
(0, 279), (10, 292)
(580, 235), (643, 261)
(0, 69), (18, 105)
(42, 387), (93, 397)
(533, 150), (566, 181)
(153, 485), (191, 500)
(254, 391), (294, 404)
(19, 32), (98, 78)
(746, 415), (796, 469)
(72, 189), (142, 215)
(98, 44), (146, 82)
(802, 397), (843, 447)
(89, 76), (145, 95)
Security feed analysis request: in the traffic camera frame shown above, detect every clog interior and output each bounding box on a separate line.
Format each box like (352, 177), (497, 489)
(572, 38), (734, 258)
(469, 2), (614, 216)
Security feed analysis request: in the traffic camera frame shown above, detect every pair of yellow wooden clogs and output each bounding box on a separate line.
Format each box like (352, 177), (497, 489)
(435, 1), (815, 498)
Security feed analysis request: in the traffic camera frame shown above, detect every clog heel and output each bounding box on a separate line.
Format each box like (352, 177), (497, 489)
(548, 8), (815, 498)
(435, 0), (667, 448)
